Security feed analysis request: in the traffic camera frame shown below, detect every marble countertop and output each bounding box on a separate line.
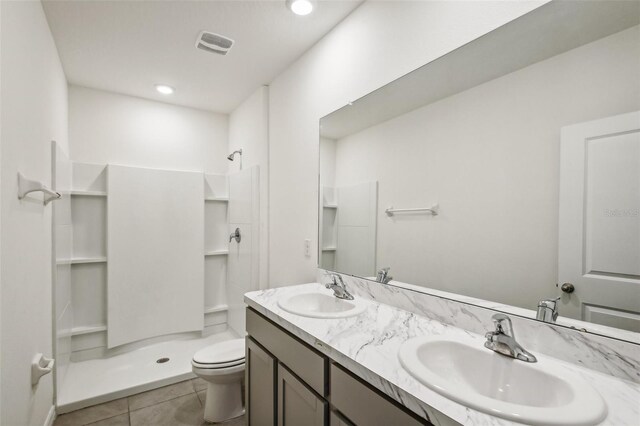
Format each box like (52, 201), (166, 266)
(245, 283), (640, 426)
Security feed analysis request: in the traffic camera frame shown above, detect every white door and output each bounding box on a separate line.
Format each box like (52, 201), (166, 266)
(558, 111), (640, 332)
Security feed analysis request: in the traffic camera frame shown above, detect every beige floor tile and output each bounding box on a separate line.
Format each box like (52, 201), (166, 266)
(221, 415), (246, 426)
(191, 378), (208, 392)
(128, 380), (195, 411)
(196, 390), (206, 406)
(86, 413), (130, 426)
(129, 394), (205, 426)
(54, 399), (128, 426)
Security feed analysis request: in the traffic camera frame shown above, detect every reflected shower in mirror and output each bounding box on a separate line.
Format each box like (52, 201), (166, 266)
(318, 0), (640, 340)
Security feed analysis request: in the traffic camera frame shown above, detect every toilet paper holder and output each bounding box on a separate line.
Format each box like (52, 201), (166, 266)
(31, 353), (54, 386)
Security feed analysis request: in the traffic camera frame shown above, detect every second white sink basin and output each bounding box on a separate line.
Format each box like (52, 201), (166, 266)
(277, 291), (366, 319)
(399, 335), (607, 425)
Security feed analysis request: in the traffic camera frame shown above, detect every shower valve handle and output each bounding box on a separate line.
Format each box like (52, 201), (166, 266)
(229, 228), (241, 243)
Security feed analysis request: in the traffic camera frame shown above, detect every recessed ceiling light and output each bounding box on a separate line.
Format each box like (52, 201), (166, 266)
(286, 0), (315, 16)
(155, 84), (174, 95)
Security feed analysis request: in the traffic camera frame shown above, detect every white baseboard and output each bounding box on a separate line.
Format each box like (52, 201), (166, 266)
(44, 405), (56, 426)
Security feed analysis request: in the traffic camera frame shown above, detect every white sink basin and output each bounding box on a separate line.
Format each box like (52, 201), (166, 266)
(399, 336), (607, 425)
(277, 291), (366, 319)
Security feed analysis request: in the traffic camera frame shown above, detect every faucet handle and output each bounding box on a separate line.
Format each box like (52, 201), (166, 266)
(324, 273), (340, 288)
(491, 313), (514, 336)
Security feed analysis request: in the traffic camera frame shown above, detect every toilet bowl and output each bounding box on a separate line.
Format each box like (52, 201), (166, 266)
(192, 338), (245, 423)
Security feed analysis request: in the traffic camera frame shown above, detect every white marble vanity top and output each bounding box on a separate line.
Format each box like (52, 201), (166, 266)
(245, 282), (640, 426)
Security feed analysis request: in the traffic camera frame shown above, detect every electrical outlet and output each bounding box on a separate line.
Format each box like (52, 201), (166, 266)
(304, 239), (311, 257)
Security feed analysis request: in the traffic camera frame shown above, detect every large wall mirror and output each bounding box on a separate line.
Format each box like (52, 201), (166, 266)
(318, 1), (640, 342)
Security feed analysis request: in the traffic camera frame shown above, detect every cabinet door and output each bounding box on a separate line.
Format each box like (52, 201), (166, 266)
(247, 337), (277, 426)
(330, 410), (353, 426)
(277, 364), (327, 426)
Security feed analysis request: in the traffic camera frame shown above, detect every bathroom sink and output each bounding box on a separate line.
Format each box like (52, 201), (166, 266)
(398, 336), (607, 425)
(277, 291), (366, 319)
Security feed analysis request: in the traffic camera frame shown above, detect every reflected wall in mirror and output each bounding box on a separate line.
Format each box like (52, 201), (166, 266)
(318, 1), (640, 340)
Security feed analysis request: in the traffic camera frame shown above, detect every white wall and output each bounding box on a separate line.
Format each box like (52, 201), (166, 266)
(332, 26), (640, 309)
(1, 1), (69, 424)
(268, 0), (548, 287)
(228, 86), (269, 290)
(69, 86), (228, 174)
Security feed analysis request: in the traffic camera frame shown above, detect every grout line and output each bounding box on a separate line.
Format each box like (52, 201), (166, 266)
(128, 392), (199, 414)
(82, 411), (129, 426)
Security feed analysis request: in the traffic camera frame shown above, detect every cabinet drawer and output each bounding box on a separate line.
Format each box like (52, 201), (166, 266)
(247, 308), (328, 396)
(330, 363), (429, 426)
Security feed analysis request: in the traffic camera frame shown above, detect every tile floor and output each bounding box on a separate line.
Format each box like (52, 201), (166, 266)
(53, 379), (245, 426)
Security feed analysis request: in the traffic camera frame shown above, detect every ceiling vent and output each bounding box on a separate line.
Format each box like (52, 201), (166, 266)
(195, 31), (234, 56)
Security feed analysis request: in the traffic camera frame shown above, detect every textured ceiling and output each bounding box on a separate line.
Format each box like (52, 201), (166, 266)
(43, 0), (362, 113)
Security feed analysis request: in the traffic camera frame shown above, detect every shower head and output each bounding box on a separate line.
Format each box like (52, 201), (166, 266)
(227, 149), (242, 161)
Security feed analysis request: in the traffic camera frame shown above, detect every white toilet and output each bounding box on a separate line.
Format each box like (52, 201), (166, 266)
(192, 338), (246, 423)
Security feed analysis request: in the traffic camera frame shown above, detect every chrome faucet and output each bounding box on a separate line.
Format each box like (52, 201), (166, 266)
(536, 297), (560, 323)
(376, 267), (392, 284)
(325, 273), (354, 300)
(484, 314), (537, 363)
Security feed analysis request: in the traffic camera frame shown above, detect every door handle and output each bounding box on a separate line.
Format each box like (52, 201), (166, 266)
(560, 282), (575, 293)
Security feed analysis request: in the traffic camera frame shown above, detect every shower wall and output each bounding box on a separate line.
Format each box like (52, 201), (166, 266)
(107, 165), (205, 347)
(52, 142), (73, 400)
(227, 166), (260, 335)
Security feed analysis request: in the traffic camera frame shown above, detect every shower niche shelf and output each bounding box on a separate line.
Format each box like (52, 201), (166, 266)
(204, 173), (230, 323)
(320, 187), (338, 270)
(71, 325), (107, 337)
(205, 250), (229, 256)
(204, 304), (228, 315)
(70, 190), (107, 197)
(57, 257), (107, 265)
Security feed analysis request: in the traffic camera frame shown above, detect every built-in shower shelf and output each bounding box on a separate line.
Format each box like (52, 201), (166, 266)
(205, 197), (229, 202)
(70, 190), (108, 197)
(323, 204), (338, 209)
(204, 304), (228, 314)
(322, 246), (337, 251)
(205, 250), (229, 256)
(57, 257), (107, 265)
(71, 325), (107, 336)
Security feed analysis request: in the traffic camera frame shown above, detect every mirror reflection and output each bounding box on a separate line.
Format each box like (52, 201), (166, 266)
(319, 1), (640, 338)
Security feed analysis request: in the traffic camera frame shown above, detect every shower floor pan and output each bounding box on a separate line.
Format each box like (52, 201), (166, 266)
(57, 330), (238, 413)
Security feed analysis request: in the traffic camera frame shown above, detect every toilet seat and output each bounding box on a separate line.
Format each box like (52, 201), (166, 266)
(192, 338), (245, 370)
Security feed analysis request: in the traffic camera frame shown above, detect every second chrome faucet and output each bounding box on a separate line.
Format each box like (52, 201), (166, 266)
(484, 314), (537, 363)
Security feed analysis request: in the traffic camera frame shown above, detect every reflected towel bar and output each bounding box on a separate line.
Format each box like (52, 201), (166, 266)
(385, 204), (439, 216)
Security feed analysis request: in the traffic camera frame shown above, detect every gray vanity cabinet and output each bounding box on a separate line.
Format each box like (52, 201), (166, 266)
(278, 364), (328, 426)
(246, 307), (431, 426)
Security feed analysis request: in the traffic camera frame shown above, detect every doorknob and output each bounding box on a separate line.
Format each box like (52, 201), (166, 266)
(560, 282), (575, 294)
(229, 228), (241, 243)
